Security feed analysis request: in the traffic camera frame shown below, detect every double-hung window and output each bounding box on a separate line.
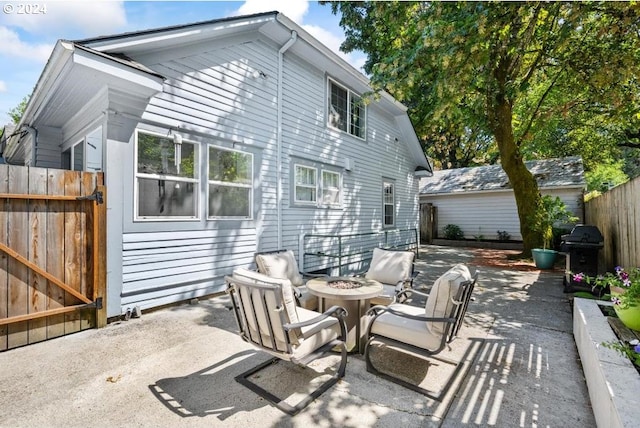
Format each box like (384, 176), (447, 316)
(321, 170), (341, 206)
(294, 165), (317, 205)
(383, 180), (395, 227)
(208, 146), (253, 219)
(328, 78), (365, 139)
(135, 130), (199, 220)
(294, 164), (342, 208)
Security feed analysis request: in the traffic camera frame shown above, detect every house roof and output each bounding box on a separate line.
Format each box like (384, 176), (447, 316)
(419, 156), (585, 195)
(4, 11), (430, 171)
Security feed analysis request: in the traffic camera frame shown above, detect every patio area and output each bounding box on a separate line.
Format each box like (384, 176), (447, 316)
(0, 245), (595, 427)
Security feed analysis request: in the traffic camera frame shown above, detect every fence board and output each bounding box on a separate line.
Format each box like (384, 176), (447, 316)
(63, 171), (82, 334)
(7, 166), (29, 348)
(0, 165), (8, 350)
(28, 167), (48, 343)
(46, 169), (66, 339)
(80, 172), (95, 330)
(585, 176), (640, 271)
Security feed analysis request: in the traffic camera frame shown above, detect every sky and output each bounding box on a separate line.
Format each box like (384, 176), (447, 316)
(0, 0), (365, 124)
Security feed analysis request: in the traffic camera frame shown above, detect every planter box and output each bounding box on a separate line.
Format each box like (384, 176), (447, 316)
(573, 298), (640, 428)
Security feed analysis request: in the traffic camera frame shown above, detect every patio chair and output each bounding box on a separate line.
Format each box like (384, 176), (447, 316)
(226, 268), (348, 416)
(254, 249), (323, 310)
(361, 248), (419, 306)
(363, 263), (478, 397)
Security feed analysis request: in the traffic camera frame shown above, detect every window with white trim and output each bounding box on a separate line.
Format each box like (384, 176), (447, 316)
(293, 163), (343, 208)
(62, 126), (102, 172)
(294, 165), (317, 204)
(383, 180), (395, 227)
(321, 170), (341, 206)
(135, 130), (199, 220)
(208, 146), (253, 219)
(328, 78), (365, 139)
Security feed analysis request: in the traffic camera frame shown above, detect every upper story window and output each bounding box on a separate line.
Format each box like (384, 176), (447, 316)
(383, 180), (395, 227)
(208, 146), (253, 219)
(328, 78), (366, 139)
(293, 163), (342, 208)
(135, 130), (199, 220)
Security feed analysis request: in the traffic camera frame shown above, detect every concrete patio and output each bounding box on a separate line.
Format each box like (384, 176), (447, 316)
(0, 245), (595, 427)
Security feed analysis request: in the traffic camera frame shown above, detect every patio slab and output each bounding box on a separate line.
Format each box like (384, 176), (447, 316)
(0, 245), (595, 427)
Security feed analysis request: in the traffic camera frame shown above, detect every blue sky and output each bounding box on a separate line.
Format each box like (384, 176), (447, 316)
(0, 0), (364, 124)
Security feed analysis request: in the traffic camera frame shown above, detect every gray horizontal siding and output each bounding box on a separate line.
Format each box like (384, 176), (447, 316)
(423, 188), (584, 240)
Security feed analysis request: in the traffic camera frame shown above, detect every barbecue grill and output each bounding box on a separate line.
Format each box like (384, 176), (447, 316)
(561, 225), (604, 293)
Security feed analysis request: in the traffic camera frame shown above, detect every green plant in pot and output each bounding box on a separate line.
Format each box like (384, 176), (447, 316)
(531, 195), (578, 269)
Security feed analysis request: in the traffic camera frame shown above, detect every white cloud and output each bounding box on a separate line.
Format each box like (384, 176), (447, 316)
(235, 0), (309, 24)
(2, 1), (127, 37)
(0, 27), (53, 62)
(0, 81), (6, 92)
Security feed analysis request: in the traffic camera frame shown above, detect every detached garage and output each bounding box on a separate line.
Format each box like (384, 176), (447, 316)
(419, 156), (586, 241)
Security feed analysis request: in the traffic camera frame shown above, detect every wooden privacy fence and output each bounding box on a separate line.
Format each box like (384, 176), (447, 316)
(585, 176), (640, 271)
(0, 165), (106, 351)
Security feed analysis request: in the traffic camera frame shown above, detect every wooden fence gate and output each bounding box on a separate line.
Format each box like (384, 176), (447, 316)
(0, 165), (106, 351)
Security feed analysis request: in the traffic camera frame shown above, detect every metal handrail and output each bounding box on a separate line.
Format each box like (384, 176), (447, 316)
(300, 228), (419, 275)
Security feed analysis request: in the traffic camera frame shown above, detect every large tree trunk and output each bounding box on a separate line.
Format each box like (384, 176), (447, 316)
(490, 97), (543, 257)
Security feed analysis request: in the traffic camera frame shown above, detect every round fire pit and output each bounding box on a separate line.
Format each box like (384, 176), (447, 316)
(327, 279), (363, 289)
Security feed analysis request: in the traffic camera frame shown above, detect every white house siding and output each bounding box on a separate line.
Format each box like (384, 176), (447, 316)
(279, 54), (420, 273)
(114, 36), (282, 313)
(423, 187), (584, 241)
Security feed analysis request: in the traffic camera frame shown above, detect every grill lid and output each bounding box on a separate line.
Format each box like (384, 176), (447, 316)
(561, 225), (603, 244)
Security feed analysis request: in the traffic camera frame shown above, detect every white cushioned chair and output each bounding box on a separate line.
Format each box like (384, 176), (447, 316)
(226, 268), (348, 415)
(362, 248), (419, 306)
(363, 264), (478, 397)
(254, 249), (322, 310)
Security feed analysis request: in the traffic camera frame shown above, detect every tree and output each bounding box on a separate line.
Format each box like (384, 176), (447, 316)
(1, 96), (29, 140)
(8, 96), (29, 125)
(324, 1), (640, 255)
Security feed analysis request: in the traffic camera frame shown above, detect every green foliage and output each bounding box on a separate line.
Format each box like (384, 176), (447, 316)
(324, 1), (640, 253)
(443, 224), (464, 240)
(533, 196), (579, 249)
(585, 162), (629, 192)
(8, 96), (29, 124)
(497, 230), (511, 241)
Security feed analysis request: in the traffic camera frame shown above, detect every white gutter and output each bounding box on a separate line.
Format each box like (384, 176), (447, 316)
(276, 30), (297, 249)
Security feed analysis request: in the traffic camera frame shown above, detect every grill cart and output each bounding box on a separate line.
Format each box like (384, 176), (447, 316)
(561, 225), (604, 294)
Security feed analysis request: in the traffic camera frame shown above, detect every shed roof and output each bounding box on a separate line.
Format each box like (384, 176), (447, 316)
(419, 156), (585, 195)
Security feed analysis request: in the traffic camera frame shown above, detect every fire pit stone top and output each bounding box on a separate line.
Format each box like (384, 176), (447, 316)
(327, 279), (364, 289)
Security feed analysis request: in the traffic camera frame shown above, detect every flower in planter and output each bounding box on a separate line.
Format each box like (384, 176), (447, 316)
(572, 266), (640, 310)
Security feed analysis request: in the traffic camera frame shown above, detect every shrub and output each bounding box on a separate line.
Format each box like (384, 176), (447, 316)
(443, 224), (464, 240)
(497, 230), (511, 241)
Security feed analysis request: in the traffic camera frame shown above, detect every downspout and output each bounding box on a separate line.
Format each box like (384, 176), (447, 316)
(276, 30), (297, 249)
(24, 125), (38, 166)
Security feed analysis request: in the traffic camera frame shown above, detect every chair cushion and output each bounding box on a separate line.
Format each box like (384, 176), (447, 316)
(232, 268), (299, 328)
(424, 264), (472, 336)
(290, 307), (341, 363)
(369, 284), (397, 306)
(369, 304), (443, 351)
(365, 248), (414, 286)
(255, 250), (304, 286)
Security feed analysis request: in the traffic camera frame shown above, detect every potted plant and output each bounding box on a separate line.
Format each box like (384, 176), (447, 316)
(531, 195), (578, 269)
(573, 267), (640, 331)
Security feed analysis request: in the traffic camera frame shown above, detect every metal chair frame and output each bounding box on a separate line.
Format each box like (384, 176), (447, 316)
(363, 271), (478, 398)
(226, 274), (348, 416)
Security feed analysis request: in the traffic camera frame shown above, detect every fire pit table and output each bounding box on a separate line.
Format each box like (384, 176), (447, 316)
(306, 277), (383, 353)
